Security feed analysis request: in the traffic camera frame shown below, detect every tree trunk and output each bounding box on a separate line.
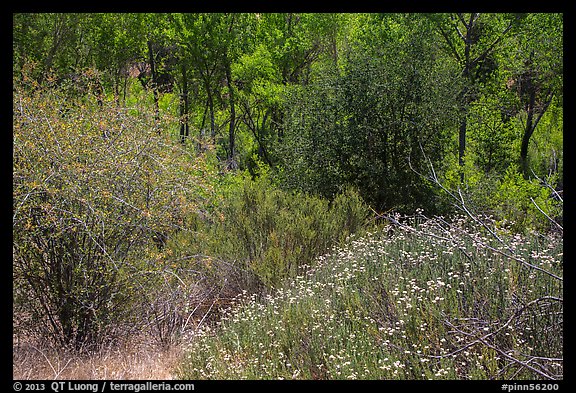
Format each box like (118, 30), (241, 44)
(225, 61), (236, 164)
(122, 72), (128, 105)
(179, 63), (189, 144)
(458, 16), (474, 184)
(199, 65), (216, 143)
(44, 15), (66, 75)
(520, 88), (536, 178)
(147, 40), (160, 125)
(458, 115), (467, 183)
(520, 88), (553, 179)
(114, 73), (121, 107)
(207, 89), (215, 143)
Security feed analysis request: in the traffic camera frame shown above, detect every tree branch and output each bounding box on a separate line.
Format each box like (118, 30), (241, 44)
(469, 18), (515, 71)
(530, 197), (563, 231)
(408, 144), (563, 282)
(436, 24), (463, 65)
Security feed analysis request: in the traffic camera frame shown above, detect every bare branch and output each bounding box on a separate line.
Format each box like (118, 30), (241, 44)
(445, 319), (559, 380)
(425, 296), (563, 378)
(408, 146), (563, 282)
(531, 169), (563, 203)
(435, 23), (463, 66)
(456, 188), (513, 253)
(530, 197), (563, 231)
(196, 277), (229, 330)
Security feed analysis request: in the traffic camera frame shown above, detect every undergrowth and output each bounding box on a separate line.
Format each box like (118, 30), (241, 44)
(176, 212), (563, 380)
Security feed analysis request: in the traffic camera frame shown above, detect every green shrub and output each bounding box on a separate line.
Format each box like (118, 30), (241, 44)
(177, 213), (563, 380)
(169, 172), (370, 291)
(439, 159), (562, 234)
(489, 167), (562, 233)
(12, 73), (216, 351)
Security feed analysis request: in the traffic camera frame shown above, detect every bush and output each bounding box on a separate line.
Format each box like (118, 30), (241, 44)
(177, 213), (563, 380)
(13, 72), (216, 351)
(169, 172), (370, 291)
(437, 154), (563, 235)
(277, 20), (460, 214)
(489, 167), (562, 233)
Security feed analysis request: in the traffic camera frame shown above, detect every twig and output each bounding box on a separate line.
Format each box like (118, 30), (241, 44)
(433, 296), (562, 379)
(531, 169), (563, 204)
(456, 188), (513, 253)
(530, 197), (563, 231)
(409, 145), (562, 282)
(476, 337), (558, 380)
(196, 277), (229, 330)
(29, 345), (74, 379)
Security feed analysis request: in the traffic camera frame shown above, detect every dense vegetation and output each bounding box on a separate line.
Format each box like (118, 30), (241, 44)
(13, 13), (562, 380)
(177, 213), (562, 379)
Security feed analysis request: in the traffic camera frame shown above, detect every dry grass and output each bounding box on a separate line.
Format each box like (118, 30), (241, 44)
(13, 336), (184, 380)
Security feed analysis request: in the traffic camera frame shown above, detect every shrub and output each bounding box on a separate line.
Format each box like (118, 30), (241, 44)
(168, 172), (370, 291)
(12, 72), (216, 351)
(177, 213), (563, 380)
(438, 159), (562, 234)
(489, 167), (562, 233)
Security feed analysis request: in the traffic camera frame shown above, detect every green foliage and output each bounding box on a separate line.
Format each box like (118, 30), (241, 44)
(13, 13), (562, 215)
(233, 44), (280, 87)
(279, 16), (461, 213)
(489, 167), (562, 233)
(12, 13), (563, 364)
(169, 170), (369, 290)
(177, 213), (563, 379)
(467, 95), (517, 174)
(524, 99), (563, 183)
(12, 73), (216, 350)
(439, 152), (562, 234)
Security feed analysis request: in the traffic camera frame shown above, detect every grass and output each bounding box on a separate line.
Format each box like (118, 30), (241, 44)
(176, 211), (563, 380)
(13, 334), (182, 380)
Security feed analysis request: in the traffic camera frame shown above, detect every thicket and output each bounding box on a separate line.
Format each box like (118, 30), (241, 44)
(12, 13), (562, 378)
(278, 15), (460, 213)
(168, 170), (369, 292)
(12, 71), (218, 350)
(12, 70), (370, 351)
(12, 13), (563, 221)
(177, 212), (563, 380)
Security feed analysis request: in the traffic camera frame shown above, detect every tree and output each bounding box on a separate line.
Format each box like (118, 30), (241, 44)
(171, 13), (225, 144)
(227, 13), (344, 170)
(232, 43), (283, 168)
(86, 13), (147, 106)
(215, 13), (256, 165)
(13, 13), (87, 81)
(171, 13), (262, 165)
(430, 13), (524, 182)
(505, 13), (563, 178)
(13, 13), (51, 79)
(466, 94), (516, 175)
(140, 14), (175, 123)
(280, 14), (460, 212)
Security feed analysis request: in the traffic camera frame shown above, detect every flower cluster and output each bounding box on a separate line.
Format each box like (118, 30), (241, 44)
(178, 213), (563, 380)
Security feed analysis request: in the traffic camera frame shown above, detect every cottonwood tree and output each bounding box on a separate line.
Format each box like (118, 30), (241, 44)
(85, 13), (147, 106)
(430, 13), (525, 182)
(231, 13), (344, 169)
(13, 13), (88, 82)
(171, 13), (230, 146)
(505, 13), (563, 178)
